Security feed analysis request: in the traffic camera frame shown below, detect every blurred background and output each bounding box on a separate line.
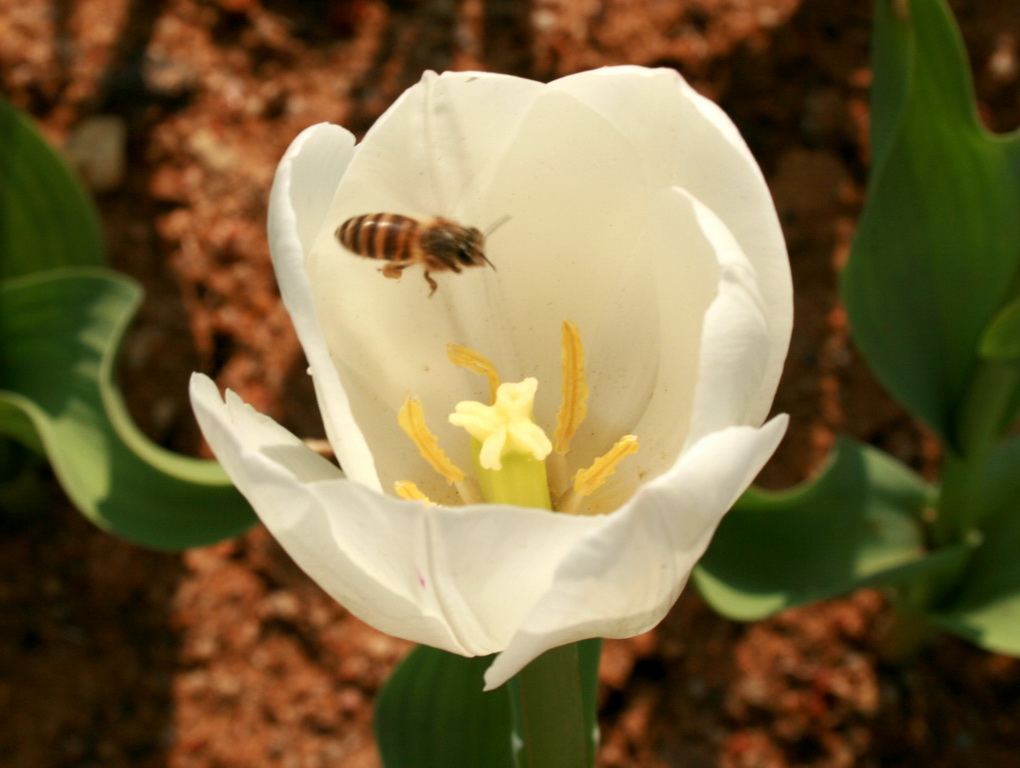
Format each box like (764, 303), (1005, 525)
(1, 0), (1019, 766)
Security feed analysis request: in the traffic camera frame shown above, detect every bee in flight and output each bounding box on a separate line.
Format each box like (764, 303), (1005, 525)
(335, 213), (497, 296)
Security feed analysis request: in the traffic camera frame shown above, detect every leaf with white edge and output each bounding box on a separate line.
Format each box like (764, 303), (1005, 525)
(695, 437), (971, 621)
(842, 0), (1020, 442)
(0, 268), (256, 550)
(0, 97), (105, 279)
(375, 640), (601, 768)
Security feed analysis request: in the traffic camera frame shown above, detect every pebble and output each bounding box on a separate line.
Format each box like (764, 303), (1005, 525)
(65, 115), (127, 191)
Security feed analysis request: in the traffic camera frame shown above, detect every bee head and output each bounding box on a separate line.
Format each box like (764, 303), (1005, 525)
(461, 227), (494, 270)
(469, 215), (511, 271)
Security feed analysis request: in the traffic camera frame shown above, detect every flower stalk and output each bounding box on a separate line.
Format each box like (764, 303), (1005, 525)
(931, 356), (1019, 557)
(509, 643), (593, 768)
(470, 426), (591, 768)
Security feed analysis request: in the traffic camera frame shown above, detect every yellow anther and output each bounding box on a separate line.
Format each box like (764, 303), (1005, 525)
(554, 320), (589, 454)
(573, 435), (639, 497)
(394, 481), (435, 505)
(397, 396), (465, 484)
(447, 343), (501, 404)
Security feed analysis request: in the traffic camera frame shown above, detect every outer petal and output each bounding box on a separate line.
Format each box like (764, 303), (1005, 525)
(191, 373), (459, 651)
(483, 414), (788, 690)
(191, 373), (624, 657)
(679, 187), (772, 445)
(551, 66), (792, 425)
(267, 123), (384, 490)
(192, 375), (787, 690)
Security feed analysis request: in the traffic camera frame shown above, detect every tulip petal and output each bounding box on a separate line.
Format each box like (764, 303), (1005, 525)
(551, 66), (792, 424)
(677, 187), (773, 444)
(267, 122), (383, 490)
(483, 414), (788, 690)
(191, 373), (459, 651)
(191, 373), (627, 658)
(575, 185), (768, 515)
(318, 70), (545, 224)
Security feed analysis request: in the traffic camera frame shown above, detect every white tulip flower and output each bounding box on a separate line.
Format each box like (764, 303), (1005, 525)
(190, 66), (791, 690)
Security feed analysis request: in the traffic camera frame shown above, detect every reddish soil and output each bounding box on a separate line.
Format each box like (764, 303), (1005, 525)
(2, 1), (1020, 766)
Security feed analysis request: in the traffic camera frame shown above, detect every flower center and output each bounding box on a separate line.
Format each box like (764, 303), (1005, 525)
(449, 378), (554, 510)
(395, 320), (638, 514)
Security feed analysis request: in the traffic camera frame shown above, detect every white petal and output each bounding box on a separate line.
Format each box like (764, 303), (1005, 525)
(680, 188), (773, 446)
(191, 373), (459, 651)
(479, 89), (657, 441)
(573, 185), (768, 515)
(551, 66), (792, 424)
(483, 415), (788, 690)
(569, 186), (726, 515)
(267, 123), (382, 490)
(318, 70), (545, 224)
(190, 373), (623, 658)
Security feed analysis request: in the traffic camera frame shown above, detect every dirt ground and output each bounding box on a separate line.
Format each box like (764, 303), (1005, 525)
(2, 0), (1020, 766)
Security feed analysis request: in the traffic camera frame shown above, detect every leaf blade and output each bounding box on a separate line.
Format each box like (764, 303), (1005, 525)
(0, 98), (105, 278)
(694, 437), (967, 620)
(375, 640), (601, 768)
(842, 0), (1020, 441)
(0, 268), (256, 550)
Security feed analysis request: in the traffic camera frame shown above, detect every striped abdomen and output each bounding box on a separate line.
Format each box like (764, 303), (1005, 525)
(336, 213), (422, 263)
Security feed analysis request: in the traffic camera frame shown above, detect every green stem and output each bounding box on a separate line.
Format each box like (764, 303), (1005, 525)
(936, 359), (1019, 545)
(468, 438), (594, 768)
(934, 448), (986, 547)
(955, 359), (1018, 457)
(509, 643), (593, 768)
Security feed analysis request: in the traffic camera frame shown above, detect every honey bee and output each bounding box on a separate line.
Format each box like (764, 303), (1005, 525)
(335, 213), (496, 296)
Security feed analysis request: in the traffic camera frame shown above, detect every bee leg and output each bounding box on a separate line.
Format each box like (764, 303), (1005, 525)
(380, 263), (410, 280)
(424, 271), (438, 297)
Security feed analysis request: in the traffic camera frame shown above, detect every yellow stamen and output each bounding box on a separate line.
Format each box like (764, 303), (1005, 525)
(574, 434), (639, 495)
(397, 396), (465, 484)
(447, 343), (501, 404)
(394, 481), (435, 505)
(554, 320), (589, 455)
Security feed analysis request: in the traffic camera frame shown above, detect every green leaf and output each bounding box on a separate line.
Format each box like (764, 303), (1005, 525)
(375, 648), (514, 768)
(0, 268), (256, 550)
(933, 436), (1020, 653)
(0, 97), (105, 279)
(694, 437), (969, 621)
(842, 0), (1020, 442)
(375, 640), (601, 768)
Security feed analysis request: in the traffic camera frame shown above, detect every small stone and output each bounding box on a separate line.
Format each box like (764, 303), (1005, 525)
(65, 115), (127, 192)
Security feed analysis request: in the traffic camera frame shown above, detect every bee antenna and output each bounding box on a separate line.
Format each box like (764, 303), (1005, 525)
(482, 253), (497, 272)
(484, 214), (511, 238)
